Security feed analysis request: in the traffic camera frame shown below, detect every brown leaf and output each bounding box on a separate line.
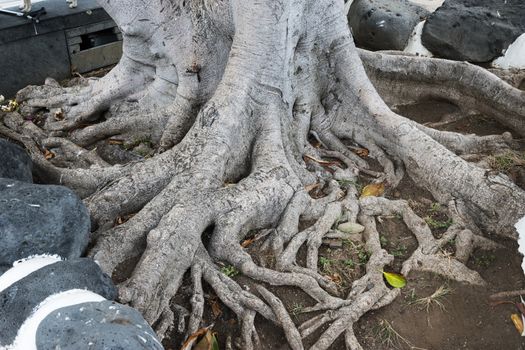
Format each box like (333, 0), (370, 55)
(303, 154), (341, 167)
(305, 183), (321, 192)
(360, 182), (385, 198)
(511, 314), (525, 335)
(354, 148), (369, 158)
(54, 109), (64, 121)
(108, 139), (124, 145)
(211, 299), (222, 319)
(180, 326), (211, 350)
(115, 213), (135, 226)
(44, 149), (55, 160)
(329, 273), (342, 285)
(241, 237), (256, 248)
(194, 330), (219, 350)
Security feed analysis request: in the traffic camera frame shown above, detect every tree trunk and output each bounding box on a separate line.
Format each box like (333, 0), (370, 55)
(2, 0), (525, 348)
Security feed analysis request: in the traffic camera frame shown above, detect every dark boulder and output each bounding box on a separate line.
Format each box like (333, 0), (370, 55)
(0, 178), (90, 266)
(37, 300), (163, 350)
(0, 138), (32, 182)
(422, 0), (525, 62)
(348, 0), (429, 51)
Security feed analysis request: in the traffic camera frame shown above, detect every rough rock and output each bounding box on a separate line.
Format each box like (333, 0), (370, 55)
(36, 300), (163, 350)
(422, 0), (525, 62)
(348, 0), (429, 51)
(0, 258), (117, 346)
(0, 178), (90, 266)
(0, 138), (32, 182)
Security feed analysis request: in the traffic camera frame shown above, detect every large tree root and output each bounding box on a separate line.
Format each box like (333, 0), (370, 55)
(2, 0), (524, 349)
(358, 49), (525, 136)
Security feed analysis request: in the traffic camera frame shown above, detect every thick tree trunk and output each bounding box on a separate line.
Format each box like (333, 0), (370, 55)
(2, 0), (525, 348)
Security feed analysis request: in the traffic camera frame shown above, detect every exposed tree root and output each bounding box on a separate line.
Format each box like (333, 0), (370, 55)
(2, 0), (524, 349)
(359, 49), (525, 136)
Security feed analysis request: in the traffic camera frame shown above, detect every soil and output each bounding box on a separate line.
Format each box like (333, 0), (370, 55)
(160, 98), (525, 350)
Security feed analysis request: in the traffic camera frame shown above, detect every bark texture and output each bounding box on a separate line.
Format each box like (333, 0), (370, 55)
(2, 0), (525, 348)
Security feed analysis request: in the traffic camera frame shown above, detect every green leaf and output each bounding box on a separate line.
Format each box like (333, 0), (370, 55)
(383, 271), (407, 288)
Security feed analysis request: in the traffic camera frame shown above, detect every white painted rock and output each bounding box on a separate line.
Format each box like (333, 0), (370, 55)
(516, 216), (525, 277)
(404, 21), (434, 57)
(492, 33), (525, 69)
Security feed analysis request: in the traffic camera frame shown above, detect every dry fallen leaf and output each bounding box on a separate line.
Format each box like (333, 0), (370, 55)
(54, 109), (64, 121)
(241, 237), (256, 248)
(44, 149), (55, 160)
(360, 182), (385, 198)
(354, 148), (369, 158)
(210, 298), (222, 319)
(305, 183), (321, 192)
(329, 273), (342, 285)
(303, 154), (341, 167)
(511, 314), (525, 336)
(194, 330), (219, 350)
(180, 326), (214, 350)
(108, 139), (124, 145)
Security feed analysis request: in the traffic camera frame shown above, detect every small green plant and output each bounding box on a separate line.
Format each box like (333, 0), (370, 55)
(319, 256), (333, 270)
(391, 244), (408, 257)
(343, 259), (355, 269)
(429, 202), (441, 213)
(404, 288), (418, 305)
(122, 137), (153, 150)
(408, 285), (452, 312)
(220, 265), (239, 277)
(380, 235), (389, 247)
(473, 253), (496, 268)
(337, 179), (363, 192)
(290, 302), (304, 321)
(357, 248), (370, 265)
(373, 319), (419, 349)
(425, 217), (453, 229)
(489, 151), (525, 172)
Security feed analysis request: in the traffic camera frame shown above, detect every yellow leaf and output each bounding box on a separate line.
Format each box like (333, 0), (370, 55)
(383, 271), (407, 288)
(1, 99), (18, 112)
(511, 314), (525, 335)
(360, 183), (385, 198)
(44, 149), (55, 160)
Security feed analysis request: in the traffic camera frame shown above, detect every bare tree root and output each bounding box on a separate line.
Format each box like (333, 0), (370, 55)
(358, 49), (525, 136)
(331, 42), (525, 238)
(17, 55), (157, 131)
(360, 197), (485, 285)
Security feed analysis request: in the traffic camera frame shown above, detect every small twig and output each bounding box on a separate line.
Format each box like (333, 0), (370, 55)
(490, 290), (525, 301)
